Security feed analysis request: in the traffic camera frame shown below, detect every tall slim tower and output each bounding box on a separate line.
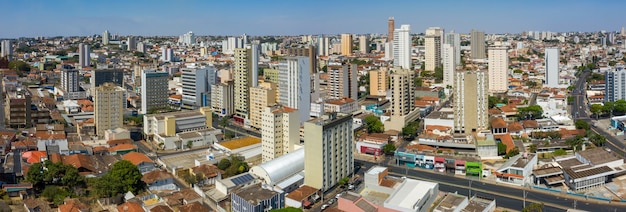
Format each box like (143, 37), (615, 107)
(544, 47), (560, 87)
(445, 30), (461, 65)
(454, 70), (488, 134)
(141, 70), (169, 114)
(304, 113), (353, 192)
(317, 35), (330, 56)
(327, 63), (358, 100)
(387, 17), (395, 43)
(94, 83), (125, 136)
(102, 30), (110, 45)
(390, 68), (415, 117)
(442, 43), (455, 87)
(359, 35), (370, 54)
(1, 40), (13, 59)
(61, 66), (79, 92)
(233, 46), (259, 121)
(181, 66), (218, 110)
(341, 34), (353, 56)
(278, 57), (311, 124)
(488, 46), (509, 93)
(425, 27), (443, 71)
(393, 25), (411, 70)
(261, 105), (300, 163)
(79, 43), (90, 68)
(470, 30), (486, 59)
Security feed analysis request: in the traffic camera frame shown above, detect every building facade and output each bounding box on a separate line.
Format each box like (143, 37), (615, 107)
(181, 66), (217, 110)
(211, 81), (235, 117)
(79, 43), (90, 68)
(544, 47), (560, 88)
(91, 69), (124, 87)
(445, 31), (461, 65)
(61, 66), (79, 93)
(278, 57), (311, 124)
(605, 67), (626, 102)
(140, 70), (169, 114)
(94, 83), (125, 136)
(425, 27), (443, 71)
(327, 63), (358, 100)
(1, 40), (12, 58)
(454, 71), (488, 134)
(488, 46), (509, 93)
(341, 34), (353, 56)
(470, 30), (486, 59)
(359, 35), (370, 54)
(442, 43), (455, 87)
(233, 46), (259, 123)
(369, 68), (388, 96)
(393, 25), (411, 70)
(250, 81), (277, 129)
(261, 105), (299, 163)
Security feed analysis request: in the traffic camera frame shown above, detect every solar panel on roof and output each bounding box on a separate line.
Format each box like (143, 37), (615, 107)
(231, 173), (254, 185)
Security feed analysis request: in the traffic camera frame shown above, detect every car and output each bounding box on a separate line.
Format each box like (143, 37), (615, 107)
(336, 193), (342, 198)
(328, 199), (335, 204)
(321, 204), (329, 210)
(348, 184), (355, 190)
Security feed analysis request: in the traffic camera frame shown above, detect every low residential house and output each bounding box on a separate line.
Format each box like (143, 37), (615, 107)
(58, 198), (90, 212)
(12, 139), (38, 151)
(107, 138), (133, 147)
(285, 185), (319, 208)
(116, 201), (144, 212)
(105, 128), (131, 141)
(424, 125), (452, 136)
(490, 118), (507, 134)
(142, 170), (177, 191)
(123, 152), (156, 173)
(61, 154), (120, 177)
(0, 130), (16, 155)
(108, 143), (138, 155)
(190, 164), (223, 186)
(149, 205), (174, 212)
(2, 183), (33, 198)
(163, 189), (203, 208)
(178, 201), (211, 212)
(36, 132), (69, 155)
(68, 142), (91, 155)
(23, 198), (53, 212)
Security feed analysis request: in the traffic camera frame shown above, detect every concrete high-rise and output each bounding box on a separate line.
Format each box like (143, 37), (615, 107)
(91, 69), (124, 87)
(79, 43), (90, 68)
(442, 43), (456, 87)
(327, 63), (358, 100)
(1, 40), (13, 59)
(359, 35), (370, 54)
(304, 112), (353, 192)
(181, 66), (218, 110)
(544, 47), (560, 88)
(94, 83), (125, 136)
(470, 30), (486, 59)
(425, 27), (443, 71)
(261, 105), (300, 163)
(488, 46), (509, 93)
(141, 70), (169, 114)
(102, 30), (110, 45)
(233, 46), (259, 122)
(250, 81), (277, 129)
(454, 71), (488, 134)
(127, 36), (137, 51)
(317, 35), (330, 56)
(388, 17), (395, 43)
(211, 81), (235, 117)
(393, 25), (411, 70)
(341, 34), (353, 56)
(384, 68), (419, 131)
(278, 57), (311, 124)
(61, 66), (79, 93)
(445, 30), (461, 65)
(161, 46), (174, 62)
(369, 67), (388, 96)
(178, 31), (196, 46)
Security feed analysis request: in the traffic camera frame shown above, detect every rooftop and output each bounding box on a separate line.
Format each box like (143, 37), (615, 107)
(385, 179), (438, 210)
(577, 147), (622, 166)
(218, 137), (261, 150)
(234, 184), (279, 205)
(435, 193), (468, 212)
(285, 185), (318, 201)
(564, 166), (614, 180)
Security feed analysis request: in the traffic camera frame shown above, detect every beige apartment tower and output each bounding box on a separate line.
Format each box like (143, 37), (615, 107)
(453, 70), (488, 134)
(425, 27), (443, 71)
(369, 68), (388, 96)
(384, 67), (419, 131)
(234, 47), (254, 121)
(94, 83), (126, 136)
(249, 81), (277, 129)
(470, 30), (486, 59)
(488, 46), (509, 93)
(261, 105), (300, 163)
(304, 113), (354, 191)
(341, 34), (353, 56)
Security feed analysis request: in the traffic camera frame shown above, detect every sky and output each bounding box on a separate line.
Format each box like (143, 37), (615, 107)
(0, 0), (624, 38)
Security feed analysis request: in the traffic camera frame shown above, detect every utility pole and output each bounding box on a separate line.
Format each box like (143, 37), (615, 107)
(469, 180), (472, 198)
(523, 189), (527, 208)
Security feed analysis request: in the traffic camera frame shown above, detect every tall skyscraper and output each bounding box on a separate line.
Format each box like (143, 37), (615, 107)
(317, 35), (330, 56)
(261, 105), (300, 163)
(369, 67), (388, 96)
(79, 43), (90, 68)
(102, 30), (110, 45)
(233, 46), (259, 122)
(387, 17), (395, 43)
(445, 30), (461, 65)
(454, 71), (488, 134)
(278, 57), (311, 124)
(61, 65), (79, 92)
(544, 47), (560, 87)
(137, 42), (146, 53)
(393, 25), (411, 70)
(488, 46), (509, 93)
(141, 70), (169, 114)
(327, 63), (358, 100)
(1, 40), (13, 59)
(359, 35), (370, 54)
(250, 81), (277, 129)
(127, 36), (137, 51)
(178, 31), (196, 46)
(94, 83), (125, 136)
(470, 30), (486, 59)
(181, 66), (218, 110)
(341, 33), (353, 56)
(425, 27), (443, 71)
(442, 43), (455, 87)
(304, 112), (353, 192)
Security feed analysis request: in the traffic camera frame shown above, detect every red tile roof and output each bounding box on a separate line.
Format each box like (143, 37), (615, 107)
(491, 117), (507, 129)
(108, 143), (138, 153)
(22, 151), (47, 164)
(494, 133), (515, 152)
(142, 170), (174, 184)
(117, 202), (144, 212)
(123, 152), (153, 165)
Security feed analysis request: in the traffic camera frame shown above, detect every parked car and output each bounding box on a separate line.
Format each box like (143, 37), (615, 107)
(321, 204), (329, 210)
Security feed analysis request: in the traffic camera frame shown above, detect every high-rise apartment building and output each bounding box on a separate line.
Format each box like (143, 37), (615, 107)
(454, 71), (488, 134)
(304, 113), (353, 192)
(369, 67), (388, 96)
(127, 36), (137, 51)
(341, 34), (353, 56)
(488, 46), (509, 93)
(359, 35), (370, 54)
(327, 63), (358, 100)
(161, 46), (174, 62)
(94, 83), (125, 136)
(544, 47), (560, 88)
(425, 27), (443, 71)
(261, 105), (300, 163)
(605, 67), (626, 102)
(389, 68), (415, 117)
(211, 81), (235, 117)
(137, 42), (146, 53)
(317, 35), (330, 56)
(470, 30), (486, 59)
(61, 65), (79, 93)
(250, 81), (277, 129)
(233, 46), (259, 122)
(91, 69), (124, 87)
(140, 70), (169, 114)
(445, 30), (461, 65)
(178, 31), (196, 46)
(442, 43), (456, 87)
(388, 17), (395, 43)
(181, 66), (218, 110)
(79, 43), (90, 68)
(278, 57), (311, 124)
(102, 30), (110, 45)
(393, 25), (411, 69)
(4, 85), (32, 128)
(1, 40), (13, 59)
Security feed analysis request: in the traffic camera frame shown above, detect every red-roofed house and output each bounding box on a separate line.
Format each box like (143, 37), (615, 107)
(108, 143), (138, 155)
(123, 152), (155, 173)
(22, 151), (47, 164)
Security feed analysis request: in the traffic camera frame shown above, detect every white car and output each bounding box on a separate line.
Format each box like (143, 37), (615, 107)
(321, 204), (329, 210)
(336, 193), (342, 198)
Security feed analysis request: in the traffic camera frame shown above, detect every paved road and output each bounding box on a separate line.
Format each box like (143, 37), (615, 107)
(357, 160), (626, 212)
(570, 70), (590, 119)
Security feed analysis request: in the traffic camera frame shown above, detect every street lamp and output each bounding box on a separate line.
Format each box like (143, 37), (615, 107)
(468, 180), (472, 198)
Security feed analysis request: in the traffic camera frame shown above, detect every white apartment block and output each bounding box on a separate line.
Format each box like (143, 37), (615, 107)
(488, 46), (509, 93)
(278, 57), (311, 125)
(393, 25), (411, 70)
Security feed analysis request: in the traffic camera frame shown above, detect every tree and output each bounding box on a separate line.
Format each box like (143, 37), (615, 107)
(525, 81), (538, 88)
(133, 52), (145, 57)
(565, 136), (584, 152)
(8, 60), (30, 75)
(218, 158), (231, 170)
(107, 160), (145, 195)
(497, 142), (507, 155)
(589, 132), (607, 147)
(517, 105), (543, 120)
(615, 99), (626, 115)
(504, 147), (520, 159)
(25, 162), (46, 190)
(522, 202), (544, 212)
(433, 66), (444, 83)
(574, 119), (590, 130)
(41, 186), (71, 206)
(513, 69), (523, 74)
(528, 144), (538, 153)
(603, 101), (615, 116)
(338, 177), (350, 187)
(364, 115), (384, 133)
(402, 121), (420, 140)
(553, 149), (567, 156)
(590, 104), (603, 119)
(382, 143), (396, 155)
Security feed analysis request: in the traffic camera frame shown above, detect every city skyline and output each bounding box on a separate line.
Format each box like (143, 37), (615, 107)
(1, 0), (625, 38)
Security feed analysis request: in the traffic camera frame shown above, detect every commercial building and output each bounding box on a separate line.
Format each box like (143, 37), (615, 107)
(250, 148), (305, 191)
(61, 65), (80, 93)
(91, 69), (124, 87)
(442, 43), (455, 87)
(556, 148), (623, 191)
(260, 105), (300, 163)
(470, 30), (486, 59)
(385, 68), (419, 131)
(94, 83), (125, 136)
(231, 184), (285, 212)
(544, 47), (560, 88)
(304, 113), (353, 192)
(141, 70), (169, 114)
(369, 68), (388, 96)
(250, 81), (277, 129)
(393, 25), (411, 69)
(327, 63), (358, 100)
(425, 27), (443, 71)
(143, 108), (213, 143)
(341, 33), (353, 56)
(359, 35), (370, 54)
(79, 43), (90, 68)
(181, 66), (218, 110)
(178, 31), (196, 46)
(494, 153), (538, 185)
(445, 30), (461, 65)
(488, 46), (509, 93)
(324, 97), (357, 114)
(211, 81), (235, 117)
(454, 70), (488, 134)
(4, 84), (32, 128)
(278, 57), (310, 124)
